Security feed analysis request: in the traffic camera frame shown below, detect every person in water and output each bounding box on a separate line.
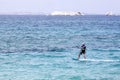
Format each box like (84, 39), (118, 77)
(78, 43), (86, 59)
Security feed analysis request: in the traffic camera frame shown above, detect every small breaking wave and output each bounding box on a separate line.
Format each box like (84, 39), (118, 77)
(0, 47), (67, 53)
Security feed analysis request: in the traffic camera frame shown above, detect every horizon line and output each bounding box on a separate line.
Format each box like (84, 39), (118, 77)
(0, 12), (119, 16)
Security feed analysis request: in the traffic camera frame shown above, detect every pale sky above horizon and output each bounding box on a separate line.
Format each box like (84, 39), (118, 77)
(0, 0), (120, 14)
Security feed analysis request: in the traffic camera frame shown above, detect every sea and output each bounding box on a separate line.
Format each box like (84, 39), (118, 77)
(0, 15), (120, 80)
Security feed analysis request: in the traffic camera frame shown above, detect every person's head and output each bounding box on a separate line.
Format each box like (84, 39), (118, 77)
(82, 43), (85, 46)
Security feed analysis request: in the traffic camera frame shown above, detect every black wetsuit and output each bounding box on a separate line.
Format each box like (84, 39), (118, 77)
(80, 45), (86, 55)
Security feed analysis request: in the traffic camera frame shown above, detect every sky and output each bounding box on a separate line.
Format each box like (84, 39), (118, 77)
(0, 0), (120, 14)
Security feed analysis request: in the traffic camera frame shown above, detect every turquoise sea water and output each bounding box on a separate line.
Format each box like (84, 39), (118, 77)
(0, 15), (120, 80)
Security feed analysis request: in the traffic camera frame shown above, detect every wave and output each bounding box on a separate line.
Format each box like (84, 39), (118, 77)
(0, 47), (67, 53)
(92, 49), (120, 52)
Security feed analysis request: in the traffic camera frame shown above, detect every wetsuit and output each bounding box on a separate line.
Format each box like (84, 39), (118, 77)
(80, 45), (86, 55)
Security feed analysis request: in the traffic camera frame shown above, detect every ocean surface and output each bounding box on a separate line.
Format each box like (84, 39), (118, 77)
(0, 15), (120, 80)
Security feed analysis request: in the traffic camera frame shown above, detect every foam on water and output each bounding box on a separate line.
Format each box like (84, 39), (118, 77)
(79, 59), (120, 62)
